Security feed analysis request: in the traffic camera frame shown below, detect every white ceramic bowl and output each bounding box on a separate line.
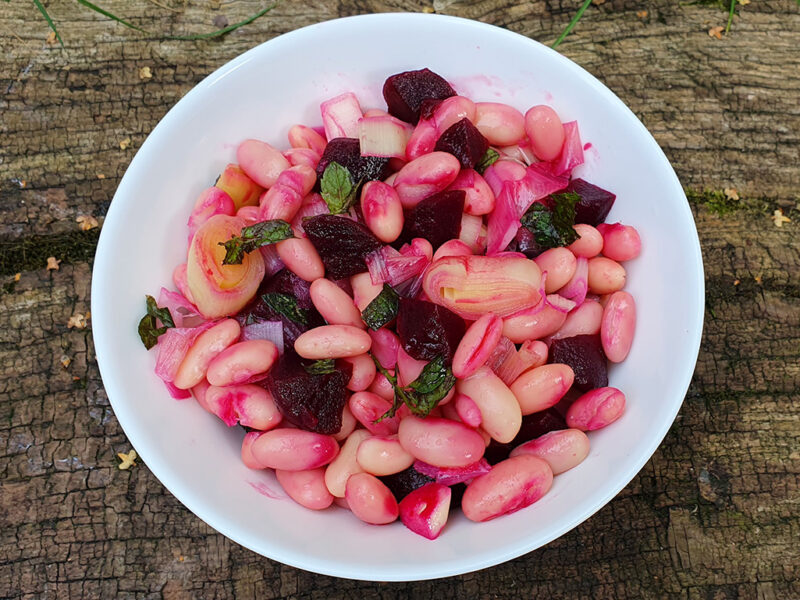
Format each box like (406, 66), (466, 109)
(92, 13), (704, 581)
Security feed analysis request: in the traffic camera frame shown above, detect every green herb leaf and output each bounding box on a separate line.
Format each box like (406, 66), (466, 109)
(262, 293), (309, 325)
(219, 219), (293, 265)
(520, 191), (581, 250)
(34, 0), (64, 48)
(551, 0), (593, 50)
(138, 295), (175, 350)
(164, 3), (277, 40)
(320, 162), (358, 214)
(75, 0), (147, 32)
(303, 359), (337, 375)
(475, 148), (500, 175)
(361, 284), (400, 330)
(372, 354), (456, 421)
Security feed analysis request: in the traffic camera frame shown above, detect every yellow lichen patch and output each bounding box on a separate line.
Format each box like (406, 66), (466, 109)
(60, 355), (71, 368)
(46, 256), (61, 271)
(76, 215), (99, 231)
(14, 273), (21, 282)
(636, 10), (648, 18)
(67, 313), (88, 329)
(708, 26), (724, 39)
(46, 31), (57, 46)
(117, 449), (137, 470)
(139, 66), (152, 80)
(772, 209), (790, 228)
(724, 188), (739, 201)
(119, 137), (131, 150)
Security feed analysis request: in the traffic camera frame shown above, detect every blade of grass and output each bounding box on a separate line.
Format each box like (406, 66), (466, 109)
(75, 0), (148, 33)
(551, 0), (593, 50)
(164, 3), (277, 40)
(33, 0), (64, 48)
(725, 0), (735, 33)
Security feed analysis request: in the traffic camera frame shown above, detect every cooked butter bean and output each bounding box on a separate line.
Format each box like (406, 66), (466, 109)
(587, 257), (626, 295)
(601, 291), (636, 362)
(206, 339), (278, 387)
(360, 181), (404, 243)
(396, 346), (427, 387)
(342, 353), (377, 391)
(398, 416), (485, 468)
(309, 278), (364, 329)
(393, 152), (461, 208)
(568, 223), (604, 258)
(258, 165), (316, 222)
(510, 429), (590, 474)
(535, 248), (577, 293)
(283, 147), (320, 169)
(350, 272), (383, 311)
(447, 169), (495, 216)
(324, 429), (371, 497)
(368, 371), (395, 401)
(524, 105), (565, 162)
(454, 394), (482, 428)
(236, 139), (291, 189)
(205, 383), (282, 430)
(332, 405), (358, 442)
(510, 364), (574, 415)
(405, 118), (438, 161)
(566, 387), (626, 431)
(275, 468), (334, 510)
(432, 239), (473, 261)
(241, 431), (264, 469)
(294, 325), (371, 359)
(356, 435), (414, 476)
(174, 319), (241, 389)
(474, 102), (525, 146)
(452, 313), (503, 379)
(549, 300), (603, 342)
(457, 366), (522, 443)
(251, 428), (339, 471)
(502, 304), (568, 343)
(461, 455), (553, 522)
(597, 223), (641, 262)
(345, 472), (399, 525)
(432, 95), (476, 132)
(368, 328), (400, 369)
(276, 237), (325, 282)
(287, 124), (327, 155)
(349, 391), (400, 436)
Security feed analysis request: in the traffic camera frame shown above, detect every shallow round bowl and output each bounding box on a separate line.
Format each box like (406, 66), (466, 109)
(91, 13), (704, 581)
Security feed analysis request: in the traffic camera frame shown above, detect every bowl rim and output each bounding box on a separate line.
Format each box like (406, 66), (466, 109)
(91, 12), (705, 581)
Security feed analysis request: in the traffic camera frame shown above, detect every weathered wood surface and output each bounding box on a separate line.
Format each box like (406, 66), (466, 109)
(1, 1), (799, 598)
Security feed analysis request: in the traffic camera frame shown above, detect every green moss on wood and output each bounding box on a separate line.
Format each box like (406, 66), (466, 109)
(0, 229), (101, 277)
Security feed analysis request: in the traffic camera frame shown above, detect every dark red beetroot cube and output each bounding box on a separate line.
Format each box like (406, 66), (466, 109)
(265, 351), (352, 435)
(304, 215), (383, 280)
(383, 68), (456, 124)
(379, 465), (436, 502)
(396, 189), (465, 251)
(434, 118), (490, 170)
(315, 137), (391, 187)
(396, 298), (465, 363)
(483, 408), (567, 464)
(567, 178), (616, 226)
(549, 334), (608, 392)
(418, 98), (444, 121)
(506, 225), (548, 259)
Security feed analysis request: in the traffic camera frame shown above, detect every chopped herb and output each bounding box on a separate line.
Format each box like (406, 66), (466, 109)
(219, 219), (293, 265)
(303, 359), (337, 375)
(520, 191), (581, 250)
(138, 295), (175, 350)
(320, 162), (358, 214)
(262, 292), (309, 325)
(361, 284), (400, 330)
(475, 148), (500, 174)
(372, 355), (456, 421)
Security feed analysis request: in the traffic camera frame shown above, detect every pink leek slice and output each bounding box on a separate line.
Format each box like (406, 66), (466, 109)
(154, 320), (217, 386)
(552, 121), (584, 176)
(157, 287), (204, 329)
(558, 256), (589, 306)
(413, 458), (492, 486)
(241, 320), (284, 355)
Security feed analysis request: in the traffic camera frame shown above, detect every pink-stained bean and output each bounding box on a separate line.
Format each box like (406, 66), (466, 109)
(356, 435), (415, 476)
(483, 159), (526, 197)
(393, 152), (461, 208)
(510, 363), (574, 415)
(456, 366), (522, 443)
(447, 168), (496, 216)
(440, 400), (462, 424)
(206, 339), (279, 387)
(283, 147), (320, 169)
(368, 328), (400, 369)
(350, 272), (383, 311)
(276, 237), (325, 282)
(462, 454), (553, 522)
(474, 102), (526, 146)
(519, 339), (549, 370)
(432, 96), (476, 133)
(502, 305), (568, 343)
(241, 431), (264, 469)
(405, 237), (434, 261)
(205, 384), (282, 430)
(568, 223), (604, 258)
(275, 468), (334, 510)
(396, 346), (427, 387)
(343, 353), (377, 391)
(294, 325), (372, 359)
(333, 405), (358, 442)
(524, 105), (565, 162)
(454, 394), (482, 428)
(309, 278), (364, 329)
(510, 429), (590, 474)
(187, 187), (236, 243)
(191, 379), (212, 413)
(405, 117), (438, 161)
(320, 91), (363, 140)
(432, 239), (473, 261)
(324, 429), (371, 497)
(368, 371), (395, 401)
(535, 248), (577, 293)
(333, 496), (351, 510)
(349, 391), (400, 436)
(236, 205), (261, 225)
(549, 300), (603, 342)
(597, 223), (642, 262)
(236, 139), (291, 189)
(258, 165), (316, 222)
(587, 257), (627, 295)
(398, 416), (485, 468)
(497, 140), (537, 165)
(173, 319), (241, 389)
(251, 428), (339, 471)
(601, 291), (636, 363)
(287, 124), (327, 155)
(172, 263), (195, 304)
(360, 181), (404, 243)
(567, 387), (626, 431)
(452, 313), (504, 379)
(345, 472), (399, 525)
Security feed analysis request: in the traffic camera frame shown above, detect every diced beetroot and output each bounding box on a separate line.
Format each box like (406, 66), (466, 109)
(383, 68), (456, 124)
(449, 482), (466, 509)
(483, 408), (567, 464)
(396, 298), (466, 362)
(567, 178), (616, 226)
(433, 118), (490, 170)
(506, 225), (548, 258)
(399, 482), (452, 540)
(418, 98), (444, 121)
(396, 190), (465, 250)
(379, 465), (436, 501)
(304, 215), (384, 279)
(548, 334), (608, 392)
(265, 351), (352, 434)
(315, 137), (391, 186)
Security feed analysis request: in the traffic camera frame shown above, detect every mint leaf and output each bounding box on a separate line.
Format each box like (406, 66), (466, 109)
(372, 354), (455, 421)
(320, 162), (358, 214)
(361, 284), (400, 330)
(219, 219), (293, 265)
(475, 148), (500, 175)
(520, 192), (581, 250)
(138, 295), (175, 350)
(262, 293), (309, 325)
(303, 359), (337, 375)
